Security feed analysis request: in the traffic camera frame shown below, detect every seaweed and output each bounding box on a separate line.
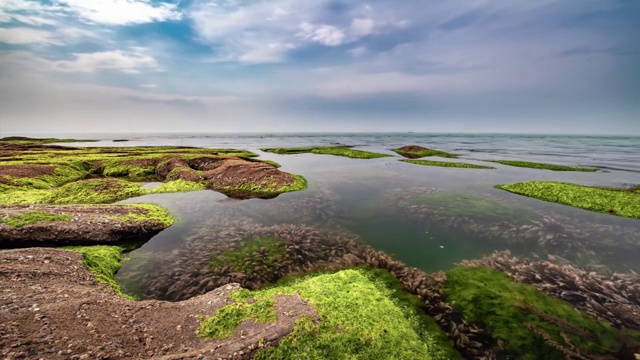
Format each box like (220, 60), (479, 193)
(401, 159), (495, 169)
(262, 146), (392, 159)
(491, 160), (597, 172)
(496, 181), (640, 220)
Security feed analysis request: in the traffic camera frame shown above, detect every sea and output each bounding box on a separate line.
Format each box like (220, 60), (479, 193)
(35, 132), (640, 299)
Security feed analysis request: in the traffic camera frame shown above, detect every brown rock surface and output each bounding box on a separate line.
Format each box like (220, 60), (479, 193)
(0, 205), (169, 247)
(0, 248), (317, 360)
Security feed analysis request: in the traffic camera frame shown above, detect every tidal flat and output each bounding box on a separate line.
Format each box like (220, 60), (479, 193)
(1, 135), (640, 359)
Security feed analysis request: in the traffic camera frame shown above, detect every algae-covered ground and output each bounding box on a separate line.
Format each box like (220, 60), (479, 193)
(392, 146), (458, 159)
(491, 160), (597, 172)
(198, 268), (458, 360)
(401, 159), (495, 169)
(444, 266), (640, 359)
(262, 146), (392, 159)
(0, 143), (306, 203)
(497, 181), (640, 219)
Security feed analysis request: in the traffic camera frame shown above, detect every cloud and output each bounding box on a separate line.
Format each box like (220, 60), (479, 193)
(0, 0), (180, 27)
(350, 18), (375, 37)
(50, 49), (160, 73)
(188, 0), (397, 63)
(0, 27), (58, 44)
(54, 0), (181, 25)
(299, 22), (346, 46)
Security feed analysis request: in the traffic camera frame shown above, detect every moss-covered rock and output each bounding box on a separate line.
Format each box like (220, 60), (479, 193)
(496, 181), (640, 219)
(392, 145), (458, 159)
(262, 146), (392, 159)
(198, 268), (454, 359)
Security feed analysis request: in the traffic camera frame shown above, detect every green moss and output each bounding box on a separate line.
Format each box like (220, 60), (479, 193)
(409, 193), (539, 224)
(401, 159), (495, 169)
(210, 236), (287, 275)
(110, 204), (174, 228)
(262, 146), (392, 159)
(197, 299), (277, 339)
(490, 160), (597, 172)
(63, 245), (135, 300)
(393, 148), (458, 159)
(496, 181), (640, 219)
(260, 160), (282, 168)
(198, 269), (449, 359)
(146, 179), (207, 194)
(216, 174), (307, 198)
(444, 267), (629, 359)
(364, 268), (463, 359)
(3, 162), (90, 189)
(0, 211), (71, 228)
(48, 179), (143, 204)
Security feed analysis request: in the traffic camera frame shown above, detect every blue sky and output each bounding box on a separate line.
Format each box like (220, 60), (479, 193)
(1, 0), (639, 134)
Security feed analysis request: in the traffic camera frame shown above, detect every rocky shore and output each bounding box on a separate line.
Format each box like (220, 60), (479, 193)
(0, 204), (171, 247)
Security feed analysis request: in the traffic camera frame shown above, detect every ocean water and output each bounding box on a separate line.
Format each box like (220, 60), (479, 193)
(41, 132), (640, 299)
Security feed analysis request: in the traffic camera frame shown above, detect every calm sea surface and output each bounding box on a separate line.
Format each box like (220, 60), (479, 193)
(42, 133), (640, 298)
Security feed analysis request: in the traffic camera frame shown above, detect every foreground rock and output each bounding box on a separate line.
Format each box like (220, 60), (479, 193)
(0, 204), (172, 247)
(0, 248), (317, 360)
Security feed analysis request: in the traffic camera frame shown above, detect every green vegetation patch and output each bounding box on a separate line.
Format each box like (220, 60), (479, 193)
(393, 148), (458, 159)
(444, 267), (632, 359)
(0, 211), (71, 228)
(197, 298), (277, 339)
(63, 245), (135, 300)
(198, 269), (450, 359)
(111, 204), (175, 228)
(401, 159), (495, 169)
(210, 236), (287, 276)
(490, 160), (597, 172)
(262, 146), (392, 159)
(496, 181), (640, 220)
(0, 178), (207, 205)
(216, 174), (307, 199)
(409, 192), (539, 224)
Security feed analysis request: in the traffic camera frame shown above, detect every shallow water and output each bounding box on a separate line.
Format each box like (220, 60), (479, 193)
(53, 133), (637, 299)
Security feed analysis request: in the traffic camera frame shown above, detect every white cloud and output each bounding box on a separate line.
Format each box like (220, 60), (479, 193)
(51, 49), (160, 73)
(53, 0), (181, 25)
(0, 27), (58, 44)
(0, 0), (180, 26)
(188, 0), (391, 63)
(350, 18), (375, 37)
(299, 23), (346, 46)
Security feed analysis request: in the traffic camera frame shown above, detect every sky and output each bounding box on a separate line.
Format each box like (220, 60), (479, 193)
(0, 0), (639, 134)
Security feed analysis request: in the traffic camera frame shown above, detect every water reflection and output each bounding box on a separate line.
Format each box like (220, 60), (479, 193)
(116, 154), (640, 299)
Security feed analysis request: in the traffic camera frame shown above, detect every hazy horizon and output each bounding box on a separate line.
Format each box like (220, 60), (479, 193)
(1, 1), (639, 134)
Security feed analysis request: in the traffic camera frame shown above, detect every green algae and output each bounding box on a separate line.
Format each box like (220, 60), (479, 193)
(392, 147), (458, 159)
(215, 174), (307, 199)
(210, 236), (287, 276)
(409, 193), (540, 224)
(496, 181), (640, 220)
(197, 298), (277, 339)
(63, 245), (135, 300)
(490, 160), (597, 172)
(444, 267), (634, 359)
(197, 268), (449, 359)
(262, 146), (392, 159)
(0, 211), (71, 228)
(401, 159), (495, 169)
(110, 204), (175, 228)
